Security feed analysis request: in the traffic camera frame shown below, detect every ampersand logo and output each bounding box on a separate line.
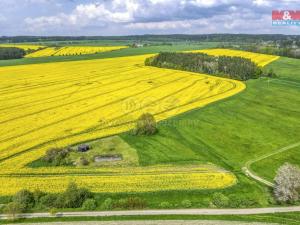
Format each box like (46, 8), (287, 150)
(283, 11), (292, 20)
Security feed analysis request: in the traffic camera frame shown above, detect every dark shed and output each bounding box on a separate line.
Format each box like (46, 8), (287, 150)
(78, 144), (90, 152)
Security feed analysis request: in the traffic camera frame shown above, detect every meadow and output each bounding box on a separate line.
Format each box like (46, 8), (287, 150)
(251, 145), (300, 181)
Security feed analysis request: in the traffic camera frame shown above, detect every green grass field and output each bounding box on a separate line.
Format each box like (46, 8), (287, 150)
(251, 146), (300, 181)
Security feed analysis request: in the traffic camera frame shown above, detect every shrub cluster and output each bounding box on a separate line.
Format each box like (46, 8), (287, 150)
(4, 185), (149, 217)
(133, 113), (157, 136)
(42, 148), (72, 166)
(4, 182), (93, 215)
(0, 47), (26, 60)
(146, 52), (275, 81)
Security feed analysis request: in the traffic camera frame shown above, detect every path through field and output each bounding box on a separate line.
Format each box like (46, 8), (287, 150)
(242, 141), (300, 187)
(2, 206), (300, 220)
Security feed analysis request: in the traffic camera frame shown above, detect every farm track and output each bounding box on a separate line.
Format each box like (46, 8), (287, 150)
(2, 207), (300, 220)
(243, 142), (300, 187)
(7, 221), (282, 225)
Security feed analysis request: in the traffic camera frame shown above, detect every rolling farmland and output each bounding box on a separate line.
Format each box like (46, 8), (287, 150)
(0, 49), (283, 198)
(0, 52), (246, 195)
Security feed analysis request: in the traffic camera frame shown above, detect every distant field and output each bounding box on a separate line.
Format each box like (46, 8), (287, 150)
(195, 49), (280, 67)
(0, 44), (44, 51)
(26, 46), (128, 57)
(0, 43), (218, 67)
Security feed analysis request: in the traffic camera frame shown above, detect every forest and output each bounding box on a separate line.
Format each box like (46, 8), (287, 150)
(145, 52), (269, 81)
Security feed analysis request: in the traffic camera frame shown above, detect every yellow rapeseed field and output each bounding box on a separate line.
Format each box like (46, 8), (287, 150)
(0, 164), (236, 195)
(0, 53), (245, 195)
(26, 46), (128, 57)
(0, 44), (45, 51)
(0, 49), (279, 195)
(193, 48), (280, 67)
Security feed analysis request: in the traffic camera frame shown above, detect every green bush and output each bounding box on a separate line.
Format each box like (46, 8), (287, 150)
(82, 198), (97, 210)
(159, 201), (173, 208)
(133, 113), (157, 136)
(101, 198), (113, 210)
(39, 194), (59, 208)
(77, 157), (89, 166)
(228, 195), (258, 208)
(13, 189), (35, 212)
(33, 190), (46, 205)
(212, 193), (229, 208)
(42, 148), (71, 166)
(61, 182), (93, 208)
(181, 199), (192, 208)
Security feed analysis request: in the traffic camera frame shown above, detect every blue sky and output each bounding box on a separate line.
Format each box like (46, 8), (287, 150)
(0, 0), (300, 36)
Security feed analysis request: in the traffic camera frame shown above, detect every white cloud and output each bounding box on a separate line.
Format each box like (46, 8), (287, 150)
(189, 0), (219, 7)
(252, 0), (271, 7)
(13, 0), (300, 35)
(126, 20), (193, 30)
(24, 1), (141, 31)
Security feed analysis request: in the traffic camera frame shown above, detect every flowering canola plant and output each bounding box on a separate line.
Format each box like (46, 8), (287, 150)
(0, 164), (236, 195)
(26, 46), (128, 57)
(0, 50), (278, 195)
(193, 48), (280, 67)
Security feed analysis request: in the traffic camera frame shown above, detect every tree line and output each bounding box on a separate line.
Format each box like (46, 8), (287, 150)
(219, 43), (300, 59)
(145, 52), (274, 81)
(0, 47), (25, 60)
(1, 34), (299, 43)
